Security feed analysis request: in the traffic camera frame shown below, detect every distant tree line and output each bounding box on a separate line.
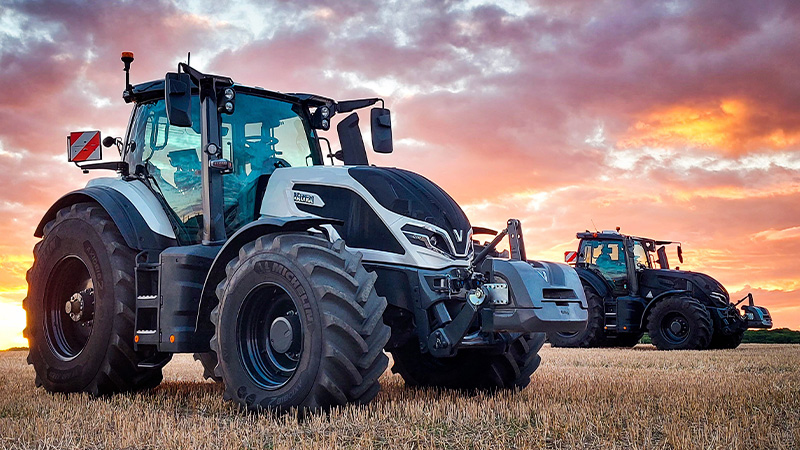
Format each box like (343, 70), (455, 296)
(640, 328), (800, 345)
(741, 328), (800, 344)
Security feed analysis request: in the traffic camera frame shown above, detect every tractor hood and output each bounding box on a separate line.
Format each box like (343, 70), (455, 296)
(639, 268), (730, 306)
(347, 167), (472, 255)
(257, 166), (473, 270)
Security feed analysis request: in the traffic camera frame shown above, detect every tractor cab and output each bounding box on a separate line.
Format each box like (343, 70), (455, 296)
(119, 73), (390, 244)
(572, 230), (664, 297)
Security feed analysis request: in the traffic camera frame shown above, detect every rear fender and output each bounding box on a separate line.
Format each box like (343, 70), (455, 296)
(34, 185), (176, 251)
(193, 216), (343, 343)
(639, 289), (691, 328)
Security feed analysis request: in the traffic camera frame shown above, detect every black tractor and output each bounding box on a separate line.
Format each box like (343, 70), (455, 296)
(547, 229), (772, 350)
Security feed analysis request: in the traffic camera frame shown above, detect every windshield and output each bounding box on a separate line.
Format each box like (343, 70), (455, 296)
(579, 239), (627, 280)
(130, 91), (319, 242)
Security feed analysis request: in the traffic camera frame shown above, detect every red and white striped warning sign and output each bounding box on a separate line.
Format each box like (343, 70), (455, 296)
(68, 131), (101, 162)
(564, 251), (578, 264)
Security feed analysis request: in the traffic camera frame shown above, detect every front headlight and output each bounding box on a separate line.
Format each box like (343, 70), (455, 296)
(401, 225), (452, 257)
(709, 291), (729, 305)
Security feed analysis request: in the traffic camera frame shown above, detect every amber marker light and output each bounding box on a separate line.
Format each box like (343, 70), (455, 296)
(134, 335), (139, 343)
(170, 335), (175, 343)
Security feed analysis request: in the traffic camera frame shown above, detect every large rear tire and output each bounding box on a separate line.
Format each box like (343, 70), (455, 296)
(547, 285), (606, 347)
(24, 203), (165, 394)
(707, 329), (745, 349)
(647, 296), (713, 350)
(390, 332), (545, 390)
(211, 233), (390, 412)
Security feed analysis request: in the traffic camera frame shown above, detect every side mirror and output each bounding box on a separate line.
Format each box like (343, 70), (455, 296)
(677, 245), (684, 264)
(165, 72), (192, 127)
(656, 246), (669, 270)
(370, 108), (393, 154)
(336, 112), (368, 165)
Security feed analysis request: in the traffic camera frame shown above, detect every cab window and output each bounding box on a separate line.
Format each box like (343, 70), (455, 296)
(133, 98), (204, 243)
(131, 92), (317, 243)
(632, 240), (651, 270)
(579, 240), (627, 280)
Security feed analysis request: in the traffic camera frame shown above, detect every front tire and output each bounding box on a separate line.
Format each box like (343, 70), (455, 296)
(24, 203), (165, 394)
(390, 333), (545, 390)
(647, 296), (713, 350)
(211, 233), (390, 412)
(708, 329), (745, 349)
(604, 332), (644, 347)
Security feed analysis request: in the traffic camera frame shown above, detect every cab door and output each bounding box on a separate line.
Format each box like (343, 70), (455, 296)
(578, 239), (629, 295)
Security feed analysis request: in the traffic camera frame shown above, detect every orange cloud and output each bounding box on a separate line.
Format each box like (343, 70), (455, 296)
(619, 99), (800, 153)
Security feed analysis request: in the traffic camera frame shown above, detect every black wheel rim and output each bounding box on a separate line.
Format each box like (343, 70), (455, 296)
(237, 283), (303, 390)
(44, 256), (94, 360)
(661, 312), (690, 345)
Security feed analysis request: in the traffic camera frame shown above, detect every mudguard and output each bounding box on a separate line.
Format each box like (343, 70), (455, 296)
(193, 216), (344, 343)
(489, 259), (588, 334)
(638, 289), (691, 328)
(34, 185), (176, 251)
(574, 266), (611, 298)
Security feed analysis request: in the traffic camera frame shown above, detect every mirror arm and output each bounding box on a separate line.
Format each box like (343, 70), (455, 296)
(319, 137), (336, 165)
(75, 161), (130, 175)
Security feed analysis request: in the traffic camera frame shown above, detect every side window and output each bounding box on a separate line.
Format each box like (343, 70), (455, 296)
(136, 99), (204, 243)
(131, 93), (317, 241)
(632, 241), (650, 269)
(218, 95), (315, 234)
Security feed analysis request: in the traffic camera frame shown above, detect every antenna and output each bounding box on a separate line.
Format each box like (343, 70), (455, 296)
(179, 52), (191, 73)
(590, 219), (598, 233)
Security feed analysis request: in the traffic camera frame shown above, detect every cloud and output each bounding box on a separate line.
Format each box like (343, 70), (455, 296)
(752, 226), (800, 242)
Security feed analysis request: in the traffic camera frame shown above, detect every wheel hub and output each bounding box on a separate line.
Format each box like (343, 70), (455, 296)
(670, 320), (683, 334)
(65, 288), (94, 323)
(269, 316), (294, 354)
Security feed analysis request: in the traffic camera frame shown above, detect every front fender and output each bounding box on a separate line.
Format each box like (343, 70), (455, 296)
(575, 266), (611, 298)
(639, 289), (692, 328)
(193, 216), (343, 340)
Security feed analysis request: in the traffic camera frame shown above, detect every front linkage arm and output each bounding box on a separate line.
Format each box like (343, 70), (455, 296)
(472, 219), (526, 269)
(426, 219), (524, 358)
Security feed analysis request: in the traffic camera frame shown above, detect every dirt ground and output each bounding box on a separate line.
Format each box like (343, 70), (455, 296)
(1, 344), (798, 449)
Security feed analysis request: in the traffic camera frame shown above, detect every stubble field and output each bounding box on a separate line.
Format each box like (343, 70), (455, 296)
(0, 344), (798, 449)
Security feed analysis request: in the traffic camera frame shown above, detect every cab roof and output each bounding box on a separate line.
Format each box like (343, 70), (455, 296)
(576, 230), (675, 246)
(125, 78), (333, 107)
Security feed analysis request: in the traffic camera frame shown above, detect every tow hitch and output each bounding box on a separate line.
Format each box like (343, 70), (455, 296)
(428, 283), (509, 357)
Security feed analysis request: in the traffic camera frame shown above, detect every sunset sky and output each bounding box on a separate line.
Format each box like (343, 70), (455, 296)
(1, 0), (799, 349)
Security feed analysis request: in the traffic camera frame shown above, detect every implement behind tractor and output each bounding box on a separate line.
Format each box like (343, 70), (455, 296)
(549, 229), (772, 350)
(24, 53), (587, 412)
